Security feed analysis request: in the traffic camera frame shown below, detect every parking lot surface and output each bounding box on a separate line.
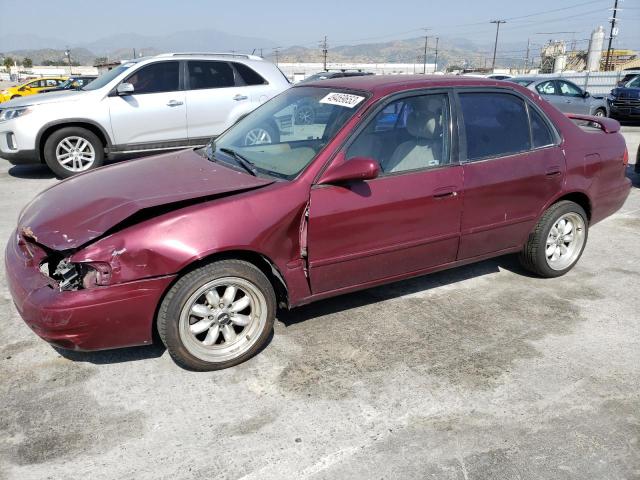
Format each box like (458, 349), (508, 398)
(0, 125), (639, 480)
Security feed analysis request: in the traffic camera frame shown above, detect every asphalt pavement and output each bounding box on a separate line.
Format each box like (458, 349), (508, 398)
(0, 125), (639, 480)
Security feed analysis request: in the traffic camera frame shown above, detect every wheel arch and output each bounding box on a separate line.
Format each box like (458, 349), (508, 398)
(551, 191), (592, 222)
(36, 119), (112, 163)
(151, 249), (290, 343)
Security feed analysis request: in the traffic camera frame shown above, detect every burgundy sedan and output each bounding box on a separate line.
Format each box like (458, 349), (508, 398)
(6, 76), (631, 370)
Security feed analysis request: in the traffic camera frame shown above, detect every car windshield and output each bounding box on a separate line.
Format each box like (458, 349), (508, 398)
(82, 63), (136, 91)
(510, 79), (534, 87)
(209, 87), (368, 180)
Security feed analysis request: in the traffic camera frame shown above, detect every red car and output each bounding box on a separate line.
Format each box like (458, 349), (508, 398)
(6, 76), (631, 370)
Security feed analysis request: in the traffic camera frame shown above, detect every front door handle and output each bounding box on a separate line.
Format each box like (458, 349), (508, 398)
(433, 187), (458, 199)
(233, 94), (249, 101)
(166, 100), (184, 107)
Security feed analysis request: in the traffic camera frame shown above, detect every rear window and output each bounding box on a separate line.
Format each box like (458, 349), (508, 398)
(234, 63), (267, 85)
(459, 92), (531, 161)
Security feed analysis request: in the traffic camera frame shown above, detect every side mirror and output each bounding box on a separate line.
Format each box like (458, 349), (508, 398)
(318, 157), (380, 185)
(583, 91), (590, 98)
(116, 82), (135, 95)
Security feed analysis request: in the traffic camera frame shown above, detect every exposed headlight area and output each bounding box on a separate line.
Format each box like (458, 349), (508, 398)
(44, 258), (112, 291)
(0, 107), (32, 122)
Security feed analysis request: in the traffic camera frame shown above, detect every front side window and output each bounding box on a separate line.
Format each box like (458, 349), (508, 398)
(459, 92), (531, 161)
(187, 61), (234, 89)
(536, 80), (557, 95)
(558, 81), (582, 97)
(27, 80), (42, 89)
(627, 76), (640, 88)
(211, 87), (366, 179)
(346, 94), (450, 174)
(45, 79), (58, 87)
(126, 61), (180, 94)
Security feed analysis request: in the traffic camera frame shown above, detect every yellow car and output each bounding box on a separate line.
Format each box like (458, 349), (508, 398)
(0, 77), (68, 103)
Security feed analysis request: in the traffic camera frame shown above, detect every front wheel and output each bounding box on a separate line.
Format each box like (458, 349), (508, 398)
(157, 260), (276, 371)
(43, 126), (104, 178)
(593, 108), (606, 117)
(519, 200), (588, 277)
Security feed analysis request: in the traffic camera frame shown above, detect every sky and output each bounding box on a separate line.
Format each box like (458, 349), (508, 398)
(0, 0), (638, 51)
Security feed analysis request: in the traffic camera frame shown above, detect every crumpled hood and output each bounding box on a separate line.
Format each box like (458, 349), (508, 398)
(1, 89), (89, 108)
(19, 149), (273, 251)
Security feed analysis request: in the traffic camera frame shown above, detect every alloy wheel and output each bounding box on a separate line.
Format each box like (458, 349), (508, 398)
(55, 136), (96, 172)
(545, 212), (586, 270)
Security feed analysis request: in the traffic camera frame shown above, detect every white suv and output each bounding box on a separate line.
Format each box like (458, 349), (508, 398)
(0, 53), (290, 177)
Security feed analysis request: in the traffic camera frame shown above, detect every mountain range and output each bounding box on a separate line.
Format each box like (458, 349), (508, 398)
(0, 29), (529, 69)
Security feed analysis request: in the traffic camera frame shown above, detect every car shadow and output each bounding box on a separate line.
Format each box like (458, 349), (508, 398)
(54, 342), (166, 365)
(51, 254), (525, 367)
(278, 254), (525, 327)
(8, 164), (57, 179)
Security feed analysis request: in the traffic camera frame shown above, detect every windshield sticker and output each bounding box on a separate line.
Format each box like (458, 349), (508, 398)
(319, 92), (365, 108)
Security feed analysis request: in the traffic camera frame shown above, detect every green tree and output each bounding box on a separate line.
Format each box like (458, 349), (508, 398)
(22, 57), (33, 68)
(3, 56), (13, 70)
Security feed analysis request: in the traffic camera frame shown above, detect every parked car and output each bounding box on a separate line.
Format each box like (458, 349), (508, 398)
(486, 74), (513, 80)
(0, 53), (290, 177)
(0, 76), (68, 102)
(38, 75), (98, 93)
(6, 76), (631, 370)
(298, 70), (373, 84)
(616, 72), (639, 87)
(608, 74), (640, 120)
(510, 77), (609, 117)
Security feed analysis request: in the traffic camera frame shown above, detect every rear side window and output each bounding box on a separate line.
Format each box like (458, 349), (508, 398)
(459, 92), (531, 161)
(233, 63), (267, 85)
(126, 61), (180, 94)
(187, 61), (234, 89)
(529, 107), (555, 148)
(536, 80), (557, 95)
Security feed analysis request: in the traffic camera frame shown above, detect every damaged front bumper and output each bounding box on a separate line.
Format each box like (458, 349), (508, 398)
(5, 230), (176, 351)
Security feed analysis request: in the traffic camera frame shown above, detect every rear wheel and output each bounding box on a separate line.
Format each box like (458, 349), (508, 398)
(593, 108), (606, 117)
(43, 126), (104, 178)
(157, 260), (276, 371)
(519, 201), (588, 277)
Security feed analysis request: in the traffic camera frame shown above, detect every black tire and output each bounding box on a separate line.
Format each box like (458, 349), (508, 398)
(157, 260), (276, 371)
(593, 108), (606, 117)
(43, 126), (104, 178)
(519, 200), (588, 278)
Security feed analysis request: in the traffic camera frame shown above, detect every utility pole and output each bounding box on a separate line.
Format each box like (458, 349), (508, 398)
(273, 47), (282, 66)
(422, 28), (431, 74)
(524, 38), (530, 72)
(490, 20), (506, 72)
(433, 37), (439, 73)
(320, 36), (328, 71)
(604, 0), (619, 71)
(64, 47), (72, 74)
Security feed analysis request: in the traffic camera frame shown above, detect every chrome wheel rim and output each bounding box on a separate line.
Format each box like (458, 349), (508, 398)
(244, 128), (272, 146)
(55, 136), (95, 172)
(545, 212), (586, 270)
(296, 105), (314, 125)
(179, 277), (267, 363)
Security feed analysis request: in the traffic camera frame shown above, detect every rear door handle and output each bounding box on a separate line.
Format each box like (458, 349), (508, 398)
(545, 166), (562, 177)
(234, 94), (248, 101)
(166, 100), (183, 107)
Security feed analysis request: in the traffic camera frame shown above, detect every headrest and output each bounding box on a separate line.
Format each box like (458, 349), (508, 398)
(406, 97), (442, 139)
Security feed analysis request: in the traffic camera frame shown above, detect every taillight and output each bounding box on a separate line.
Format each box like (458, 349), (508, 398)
(623, 147), (629, 166)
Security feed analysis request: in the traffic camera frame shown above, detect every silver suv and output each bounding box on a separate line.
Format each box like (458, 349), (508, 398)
(0, 53), (290, 177)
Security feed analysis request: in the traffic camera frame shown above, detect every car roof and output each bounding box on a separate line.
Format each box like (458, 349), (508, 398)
(296, 74), (524, 96)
